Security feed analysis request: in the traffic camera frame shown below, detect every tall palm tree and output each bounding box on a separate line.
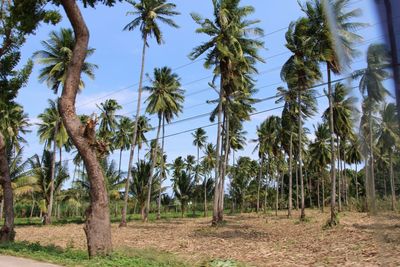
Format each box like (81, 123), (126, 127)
(192, 128), (208, 183)
(143, 66), (184, 221)
(190, 0), (264, 225)
(377, 103), (399, 210)
(97, 99), (122, 151)
(309, 123), (331, 212)
(281, 17), (321, 220)
(120, 0), (179, 227)
(33, 28), (97, 94)
(302, 0), (366, 225)
(114, 116), (134, 175)
(37, 99), (69, 224)
(354, 43), (391, 213)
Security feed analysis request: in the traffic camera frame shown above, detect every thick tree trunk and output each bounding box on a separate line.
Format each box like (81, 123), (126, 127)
(0, 133), (15, 243)
(390, 151), (396, 211)
(212, 80), (223, 226)
(257, 156), (263, 213)
(144, 116), (162, 221)
(288, 133), (293, 217)
(327, 63), (337, 226)
(298, 91), (305, 220)
(45, 124), (58, 225)
(59, 0), (112, 256)
(120, 35), (147, 227)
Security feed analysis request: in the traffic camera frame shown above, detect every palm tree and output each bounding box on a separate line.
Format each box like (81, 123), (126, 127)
(172, 169), (194, 218)
(281, 17), (321, 220)
(346, 137), (363, 202)
(136, 116), (152, 162)
(143, 66), (184, 221)
(97, 99), (122, 151)
(377, 103), (399, 210)
(202, 144), (216, 216)
(114, 116), (134, 175)
(192, 128), (208, 183)
(33, 28), (97, 94)
(37, 99), (69, 224)
(302, 0), (366, 225)
(120, 0), (179, 227)
(309, 123), (331, 212)
(190, 0), (264, 225)
(354, 44), (391, 213)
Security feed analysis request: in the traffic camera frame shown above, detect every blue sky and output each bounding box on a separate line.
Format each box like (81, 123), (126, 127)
(15, 0), (390, 187)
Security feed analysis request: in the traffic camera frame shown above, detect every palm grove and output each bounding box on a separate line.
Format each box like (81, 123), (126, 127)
(0, 0), (399, 258)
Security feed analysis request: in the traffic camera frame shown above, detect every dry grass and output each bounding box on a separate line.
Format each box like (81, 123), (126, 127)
(15, 209), (400, 266)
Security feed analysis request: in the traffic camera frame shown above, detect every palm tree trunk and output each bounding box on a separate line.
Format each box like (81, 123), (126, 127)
(0, 199), (3, 221)
(389, 150), (396, 211)
(343, 148), (348, 207)
(204, 175), (208, 217)
(218, 108), (230, 222)
(337, 138), (342, 212)
(327, 63), (337, 226)
(355, 163), (359, 202)
(157, 115), (165, 220)
(295, 161), (299, 211)
(317, 178), (320, 211)
(30, 193), (35, 218)
(212, 79), (223, 226)
(288, 133), (293, 217)
(45, 123), (59, 225)
(298, 91), (305, 220)
(120, 34), (148, 227)
(0, 133), (15, 243)
(307, 171), (312, 208)
(118, 148), (123, 176)
(59, 0), (112, 256)
(275, 174), (280, 216)
(257, 156), (263, 213)
(368, 110), (376, 214)
(144, 115), (162, 222)
(280, 169), (284, 208)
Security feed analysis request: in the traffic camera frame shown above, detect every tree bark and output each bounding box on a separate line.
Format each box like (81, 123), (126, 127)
(317, 178), (320, 211)
(218, 108), (230, 222)
(390, 150), (396, 211)
(144, 115), (162, 222)
(157, 115), (165, 220)
(337, 138), (342, 212)
(298, 91), (305, 220)
(118, 148), (122, 176)
(59, 0), (112, 256)
(0, 133), (15, 243)
(288, 133), (293, 217)
(257, 156), (263, 213)
(295, 161), (299, 211)
(355, 163), (359, 202)
(368, 110), (376, 214)
(275, 173), (280, 216)
(327, 63), (337, 226)
(120, 34), (147, 227)
(212, 79), (223, 226)
(45, 123), (58, 225)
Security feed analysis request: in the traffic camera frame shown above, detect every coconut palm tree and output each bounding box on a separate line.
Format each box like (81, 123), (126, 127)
(302, 0), (366, 225)
(97, 99), (122, 151)
(190, 0), (264, 225)
(172, 169), (194, 218)
(281, 17), (321, 220)
(143, 66), (184, 221)
(37, 99), (69, 224)
(136, 116), (152, 162)
(192, 128), (208, 183)
(309, 123), (331, 212)
(346, 137), (363, 201)
(114, 116), (134, 175)
(354, 44), (391, 213)
(377, 103), (399, 210)
(121, 0), (179, 227)
(33, 28), (97, 94)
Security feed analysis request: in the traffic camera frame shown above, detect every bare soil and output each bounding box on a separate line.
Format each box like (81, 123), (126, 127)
(15, 210), (400, 266)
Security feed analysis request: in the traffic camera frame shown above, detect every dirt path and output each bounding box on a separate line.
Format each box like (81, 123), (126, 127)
(0, 255), (60, 267)
(15, 210), (400, 266)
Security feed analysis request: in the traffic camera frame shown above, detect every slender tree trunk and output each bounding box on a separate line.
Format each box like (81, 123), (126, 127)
(390, 151), (396, 211)
(295, 161), (299, 211)
(280, 169), (284, 208)
(0, 134), (15, 243)
(157, 115), (165, 220)
(327, 63), (337, 226)
(288, 133), (293, 217)
(120, 35), (148, 227)
(212, 79), (223, 226)
(368, 111), (376, 214)
(317, 177), (321, 211)
(45, 123), (58, 225)
(355, 163), (359, 202)
(275, 173), (280, 216)
(59, 0), (112, 256)
(218, 108), (229, 222)
(0, 199), (2, 221)
(144, 116), (162, 222)
(307, 171), (312, 208)
(337, 138), (342, 212)
(30, 193), (35, 218)
(343, 149), (348, 207)
(118, 148), (123, 176)
(298, 91), (305, 220)
(204, 175), (208, 217)
(257, 156), (263, 213)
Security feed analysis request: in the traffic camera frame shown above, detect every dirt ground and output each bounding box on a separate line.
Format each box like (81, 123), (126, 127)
(15, 209), (400, 266)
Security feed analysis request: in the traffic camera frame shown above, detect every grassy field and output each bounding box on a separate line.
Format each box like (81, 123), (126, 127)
(4, 209), (400, 266)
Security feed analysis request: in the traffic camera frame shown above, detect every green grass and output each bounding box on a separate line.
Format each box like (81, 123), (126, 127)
(0, 242), (189, 266)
